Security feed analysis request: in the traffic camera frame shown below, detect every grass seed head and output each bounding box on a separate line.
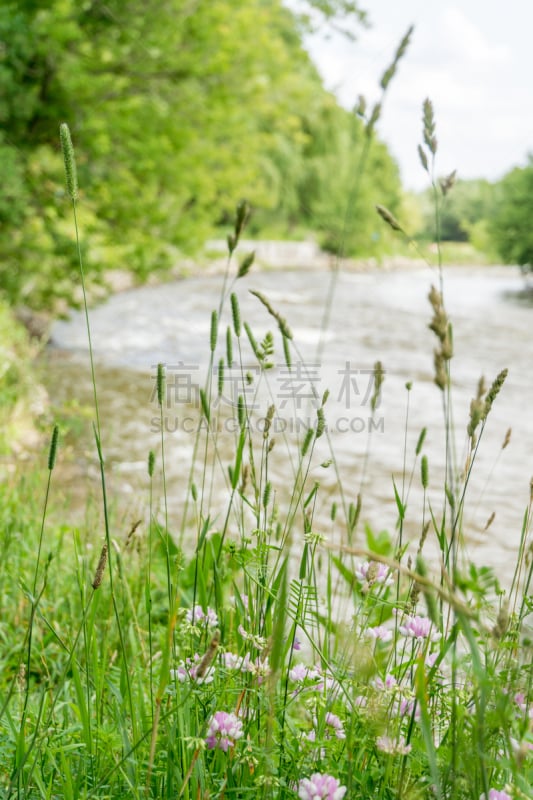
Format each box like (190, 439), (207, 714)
(376, 204), (404, 233)
(484, 512), (495, 531)
(238, 251), (255, 278)
(483, 368), (508, 417)
(234, 199), (250, 239)
(421, 455), (429, 489)
(195, 630), (220, 680)
(47, 424), (59, 471)
(210, 310), (218, 353)
(92, 542), (108, 589)
(230, 293), (241, 338)
(59, 122), (78, 201)
(502, 428), (512, 450)
(366, 102), (381, 135)
(433, 351), (447, 391)
(418, 144), (429, 173)
(422, 98), (437, 155)
(156, 363), (165, 407)
(440, 170), (457, 196)
(371, 361), (384, 412)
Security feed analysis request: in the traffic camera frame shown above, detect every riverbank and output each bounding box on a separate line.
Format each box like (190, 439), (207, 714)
(3, 262), (533, 799)
(102, 239), (496, 293)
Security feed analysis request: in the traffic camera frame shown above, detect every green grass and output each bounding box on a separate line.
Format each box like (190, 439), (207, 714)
(0, 301), (44, 456)
(1, 102), (532, 800)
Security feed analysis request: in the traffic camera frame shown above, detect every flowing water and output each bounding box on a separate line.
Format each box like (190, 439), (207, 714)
(41, 265), (533, 580)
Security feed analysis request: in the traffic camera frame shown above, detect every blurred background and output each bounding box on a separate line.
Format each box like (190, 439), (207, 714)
(2, 0), (533, 313)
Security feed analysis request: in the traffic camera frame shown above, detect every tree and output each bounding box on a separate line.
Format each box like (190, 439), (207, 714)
(0, 0), (400, 310)
(490, 158), (533, 268)
(290, 100), (402, 255)
(417, 178), (496, 244)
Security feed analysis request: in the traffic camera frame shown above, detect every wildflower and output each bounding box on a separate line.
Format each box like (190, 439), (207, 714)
(205, 711), (243, 752)
(308, 712), (346, 742)
(480, 791), (512, 800)
(171, 654), (215, 684)
(426, 651), (439, 668)
(221, 651), (245, 670)
(396, 612), (441, 642)
(186, 605), (218, 627)
(289, 663), (321, 683)
(373, 674), (397, 691)
(514, 692), (533, 719)
(398, 697), (414, 717)
(510, 735), (533, 760)
(242, 652), (271, 683)
(298, 772), (347, 800)
(325, 712), (346, 739)
(376, 734), (412, 755)
(238, 624), (267, 649)
(231, 592), (250, 617)
(355, 561), (393, 587)
(366, 625), (393, 642)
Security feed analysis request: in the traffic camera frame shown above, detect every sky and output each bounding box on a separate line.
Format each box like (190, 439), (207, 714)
(304, 0), (533, 191)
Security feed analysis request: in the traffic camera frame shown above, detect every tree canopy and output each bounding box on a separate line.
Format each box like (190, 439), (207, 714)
(416, 179), (496, 246)
(0, 0), (401, 309)
(490, 157), (533, 268)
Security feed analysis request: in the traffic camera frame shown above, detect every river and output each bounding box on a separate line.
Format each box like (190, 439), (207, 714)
(41, 264), (533, 581)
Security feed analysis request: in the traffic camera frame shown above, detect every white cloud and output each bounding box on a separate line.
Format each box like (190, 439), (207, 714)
(438, 6), (510, 65)
(304, 0), (533, 190)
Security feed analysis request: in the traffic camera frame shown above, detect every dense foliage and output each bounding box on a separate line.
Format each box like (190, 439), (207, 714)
(0, 0), (401, 310)
(490, 157), (533, 269)
(0, 300), (39, 453)
(416, 178), (497, 253)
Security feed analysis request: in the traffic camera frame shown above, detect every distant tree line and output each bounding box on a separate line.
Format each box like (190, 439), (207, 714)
(415, 162), (533, 270)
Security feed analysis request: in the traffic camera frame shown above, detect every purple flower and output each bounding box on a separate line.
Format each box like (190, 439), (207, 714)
(397, 696), (420, 721)
(514, 692), (533, 719)
(186, 605), (218, 627)
(426, 651), (439, 668)
(355, 561), (393, 587)
(171, 653), (215, 684)
(205, 711), (243, 752)
(510, 735), (533, 755)
(396, 612), (441, 642)
(221, 651), (245, 670)
(325, 712), (346, 739)
(298, 772), (347, 800)
(366, 625), (393, 642)
(289, 663), (321, 683)
(241, 652), (270, 681)
(480, 791), (512, 800)
(373, 674), (397, 691)
(308, 712), (346, 742)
